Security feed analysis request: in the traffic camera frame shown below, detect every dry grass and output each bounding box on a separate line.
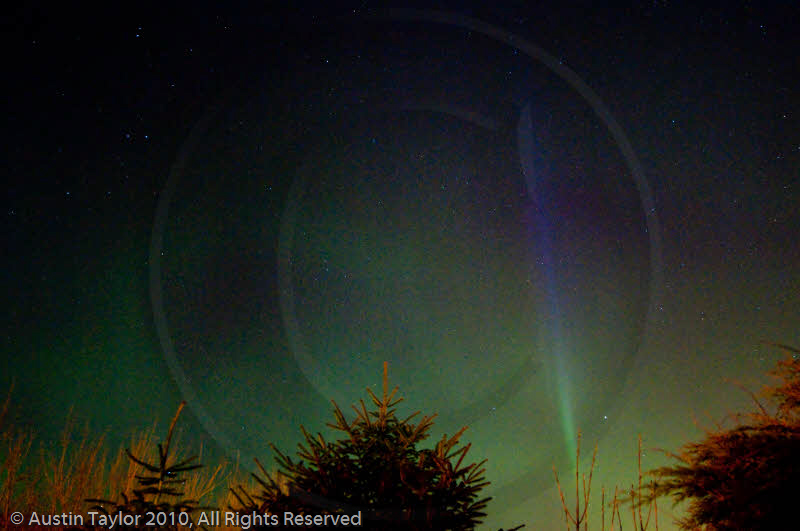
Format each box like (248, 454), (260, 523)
(215, 452), (265, 513)
(0, 389), (234, 529)
(0, 384), (35, 520)
(38, 409), (109, 515)
(553, 433), (661, 531)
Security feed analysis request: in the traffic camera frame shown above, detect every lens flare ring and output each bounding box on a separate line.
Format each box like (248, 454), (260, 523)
(150, 7), (662, 517)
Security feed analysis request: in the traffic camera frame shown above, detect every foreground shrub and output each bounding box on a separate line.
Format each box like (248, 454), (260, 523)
(645, 344), (800, 530)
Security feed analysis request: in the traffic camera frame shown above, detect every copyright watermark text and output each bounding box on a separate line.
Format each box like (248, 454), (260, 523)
(9, 510), (363, 528)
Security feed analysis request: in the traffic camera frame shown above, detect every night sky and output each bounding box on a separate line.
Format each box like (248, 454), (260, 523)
(3, 3), (799, 529)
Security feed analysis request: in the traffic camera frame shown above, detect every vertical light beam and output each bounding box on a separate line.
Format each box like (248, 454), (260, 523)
(517, 103), (577, 461)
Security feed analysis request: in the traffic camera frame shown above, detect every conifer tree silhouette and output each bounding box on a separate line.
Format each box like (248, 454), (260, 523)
(85, 401), (212, 530)
(231, 362), (496, 530)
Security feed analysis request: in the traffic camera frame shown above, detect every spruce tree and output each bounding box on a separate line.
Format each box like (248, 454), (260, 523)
(232, 362), (493, 530)
(86, 401), (211, 530)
